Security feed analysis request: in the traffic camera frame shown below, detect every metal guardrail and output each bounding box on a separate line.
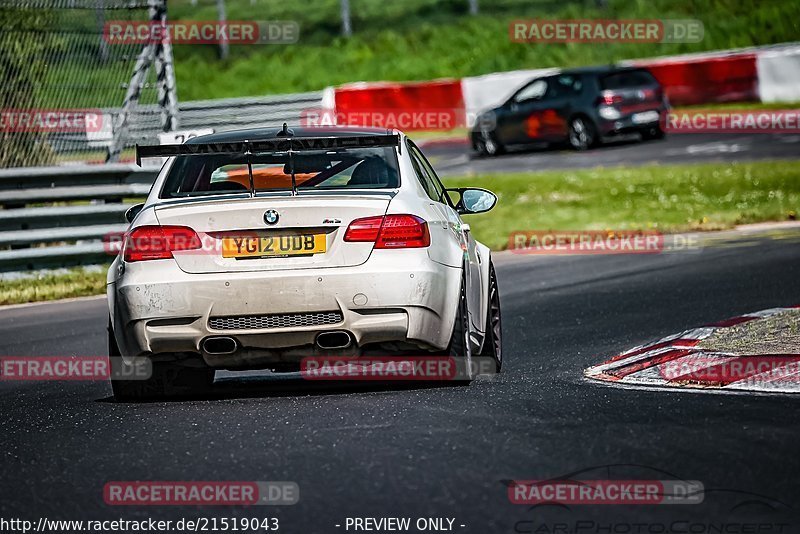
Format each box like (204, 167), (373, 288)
(0, 164), (158, 272)
(0, 90), (325, 272)
(51, 91), (325, 156)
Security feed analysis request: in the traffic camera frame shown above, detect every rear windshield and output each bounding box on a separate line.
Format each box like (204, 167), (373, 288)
(159, 146), (399, 198)
(600, 70), (658, 90)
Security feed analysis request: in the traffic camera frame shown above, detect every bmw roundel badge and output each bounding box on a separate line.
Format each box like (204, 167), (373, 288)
(264, 210), (279, 225)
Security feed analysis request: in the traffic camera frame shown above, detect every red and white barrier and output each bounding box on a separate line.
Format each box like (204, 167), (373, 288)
(332, 79), (466, 130)
(630, 54), (758, 106)
(321, 42), (800, 131)
(757, 46), (800, 103)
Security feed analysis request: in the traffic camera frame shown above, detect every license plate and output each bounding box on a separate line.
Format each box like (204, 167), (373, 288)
(631, 111), (660, 124)
(222, 234), (326, 258)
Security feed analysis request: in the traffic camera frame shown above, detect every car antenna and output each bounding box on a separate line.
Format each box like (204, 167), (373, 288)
(278, 122), (294, 137)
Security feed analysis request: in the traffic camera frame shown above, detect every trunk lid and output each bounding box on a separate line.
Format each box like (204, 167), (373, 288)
(599, 69), (664, 115)
(154, 192), (393, 274)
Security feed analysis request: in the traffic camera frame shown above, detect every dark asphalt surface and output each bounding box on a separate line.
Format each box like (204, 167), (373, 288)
(2, 230), (800, 532)
(423, 132), (800, 176)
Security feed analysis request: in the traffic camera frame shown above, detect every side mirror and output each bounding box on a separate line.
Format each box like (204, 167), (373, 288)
(125, 203), (145, 224)
(446, 188), (497, 215)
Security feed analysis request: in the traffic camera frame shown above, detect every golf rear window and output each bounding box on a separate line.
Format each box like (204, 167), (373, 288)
(600, 70), (658, 90)
(160, 146), (399, 198)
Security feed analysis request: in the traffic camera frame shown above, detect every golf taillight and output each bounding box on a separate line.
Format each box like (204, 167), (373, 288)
(344, 214), (430, 249)
(599, 91), (624, 105)
(123, 225), (202, 262)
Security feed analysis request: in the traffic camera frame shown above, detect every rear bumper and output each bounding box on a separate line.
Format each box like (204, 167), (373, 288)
(108, 249), (461, 368)
(597, 107), (667, 137)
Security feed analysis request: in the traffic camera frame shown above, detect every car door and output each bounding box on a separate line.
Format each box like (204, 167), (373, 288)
(502, 76), (577, 145)
(533, 74), (579, 142)
(409, 142), (485, 335)
(498, 78), (550, 145)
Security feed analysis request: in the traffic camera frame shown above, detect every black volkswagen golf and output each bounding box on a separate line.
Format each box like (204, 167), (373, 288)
(470, 66), (669, 155)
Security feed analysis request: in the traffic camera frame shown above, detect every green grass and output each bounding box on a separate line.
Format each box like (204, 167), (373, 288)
(0, 267), (108, 306)
(443, 160), (800, 250)
(170, 0), (800, 100)
(2, 159), (798, 304)
(31, 0), (800, 105)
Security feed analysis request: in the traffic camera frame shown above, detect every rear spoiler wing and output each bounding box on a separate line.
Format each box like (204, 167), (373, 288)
(135, 134), (401, 166)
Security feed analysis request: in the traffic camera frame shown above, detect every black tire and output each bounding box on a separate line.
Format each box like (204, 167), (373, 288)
(641, 125), (666, 140)
(568, 116), (597, 150)
(108, 321), (214, 401)
(476, 130), (504, 157)
(446, 274), (474, 382)
(478, 261), (502, 373)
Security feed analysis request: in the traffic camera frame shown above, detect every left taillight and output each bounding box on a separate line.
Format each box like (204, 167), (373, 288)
(598, 90), (624, 106)
(123, 225), (202, 262)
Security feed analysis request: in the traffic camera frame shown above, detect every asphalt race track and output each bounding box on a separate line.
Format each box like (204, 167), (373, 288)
(2, 229), (800, 531)
(424, 132), (800, 176)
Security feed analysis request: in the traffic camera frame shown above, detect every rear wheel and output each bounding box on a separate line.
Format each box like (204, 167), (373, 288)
(478, 262), (502, 373)
(568, 117), (597, 150)
(446, 274), (474, 382)
(108, 321), (214, 401)
(641, 125), (665, 140)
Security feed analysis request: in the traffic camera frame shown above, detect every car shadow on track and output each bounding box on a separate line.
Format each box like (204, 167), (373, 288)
(96, 372), (469, 404)
(467, 134), (650, 160)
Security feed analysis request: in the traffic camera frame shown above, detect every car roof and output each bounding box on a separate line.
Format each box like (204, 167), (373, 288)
(557, 65), (650, 77)
(187, 125), (395, 144)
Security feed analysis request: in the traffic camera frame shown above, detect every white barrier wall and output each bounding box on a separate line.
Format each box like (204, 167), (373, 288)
(461, 68), (559, 127)
(757, 47), (800, 103)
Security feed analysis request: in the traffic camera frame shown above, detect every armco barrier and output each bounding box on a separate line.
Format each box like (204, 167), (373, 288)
(0, 164), (157, 272)
(52, 91), (325, 161)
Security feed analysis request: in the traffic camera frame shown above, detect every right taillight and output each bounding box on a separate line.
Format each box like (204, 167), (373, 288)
(123, 225), (202, 262)
(344, 214), (430, 249)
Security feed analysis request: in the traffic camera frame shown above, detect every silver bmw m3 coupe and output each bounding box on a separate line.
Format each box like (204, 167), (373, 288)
(107, 126), (501, 400)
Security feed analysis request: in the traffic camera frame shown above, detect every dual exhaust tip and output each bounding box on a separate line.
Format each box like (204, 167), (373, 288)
(201, 331), (353, 355)
(202, 336), (238, 355)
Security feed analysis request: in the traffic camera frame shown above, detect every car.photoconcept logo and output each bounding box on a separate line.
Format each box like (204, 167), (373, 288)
(264, 210), (279, 225)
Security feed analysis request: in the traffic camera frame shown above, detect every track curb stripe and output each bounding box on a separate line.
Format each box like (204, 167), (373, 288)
(585, 307), (800, 393)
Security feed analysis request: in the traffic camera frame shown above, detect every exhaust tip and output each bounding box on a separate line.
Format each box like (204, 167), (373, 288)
(202, 336), (238, 355)
(316, 331), (353, 350)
